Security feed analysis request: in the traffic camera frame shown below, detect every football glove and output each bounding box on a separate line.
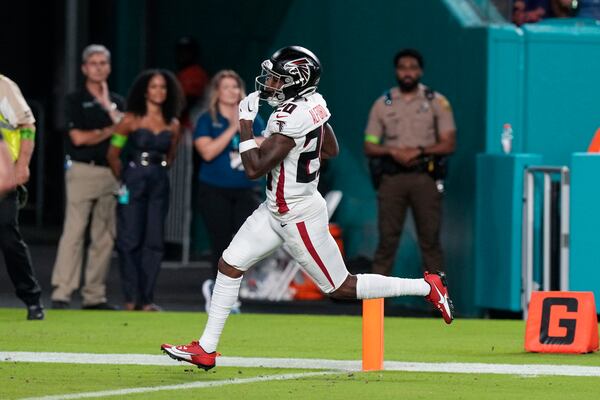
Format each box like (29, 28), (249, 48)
(239, 91), (260, 121)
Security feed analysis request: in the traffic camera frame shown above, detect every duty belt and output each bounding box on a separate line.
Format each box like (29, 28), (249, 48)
(132, 151), (167, 167)
(382, 158), (428, 175)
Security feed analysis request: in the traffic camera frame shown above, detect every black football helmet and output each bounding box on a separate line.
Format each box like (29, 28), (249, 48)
(255, 46), (321, 106)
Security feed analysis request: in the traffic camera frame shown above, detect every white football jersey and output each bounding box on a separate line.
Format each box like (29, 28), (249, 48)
(262, 92), (331, 220)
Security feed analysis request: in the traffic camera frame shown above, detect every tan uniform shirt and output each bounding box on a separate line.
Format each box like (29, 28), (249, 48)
(0, 75), (35, 161)
(365, 84), (455, 148)
(0, 75), (35, 127)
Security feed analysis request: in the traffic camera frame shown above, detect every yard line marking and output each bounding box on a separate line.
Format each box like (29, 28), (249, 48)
(18, 370), (338, 400)
(3, 351), (600, 377)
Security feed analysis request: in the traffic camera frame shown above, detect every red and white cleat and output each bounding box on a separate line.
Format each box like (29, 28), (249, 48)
(161, 340), (219, 370)
(424, 271), (454, 324)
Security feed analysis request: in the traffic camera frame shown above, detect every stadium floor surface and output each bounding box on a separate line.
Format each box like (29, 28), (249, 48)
(2, 308), (600, 399)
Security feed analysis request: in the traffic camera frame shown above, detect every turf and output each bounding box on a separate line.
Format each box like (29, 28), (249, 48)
(158, 371), (600, 400)
(2, 308), (600, 399)
(1, 308), (599, 366)
(4, 364), (598, 400)
(0, 362), (307, 399)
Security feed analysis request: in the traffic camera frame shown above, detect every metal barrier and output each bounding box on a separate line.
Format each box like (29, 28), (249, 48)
(164, 130), (193, 265)
(521, 166), (570, 319)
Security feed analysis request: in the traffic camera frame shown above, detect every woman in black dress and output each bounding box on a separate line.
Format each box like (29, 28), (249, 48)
(107, 69), (184, 311)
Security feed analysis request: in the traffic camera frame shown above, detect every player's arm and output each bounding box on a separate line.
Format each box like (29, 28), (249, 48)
(237, 91), (295, 179)
(106, 113), (135, 179)
(239, 119), (294, 179)
(321, 123), (339, 159)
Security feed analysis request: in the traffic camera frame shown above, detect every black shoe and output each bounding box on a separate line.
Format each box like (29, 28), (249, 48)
(82, 302), (119, 310)
(52, 300), (70, 309)
(27, 304), (45, 320)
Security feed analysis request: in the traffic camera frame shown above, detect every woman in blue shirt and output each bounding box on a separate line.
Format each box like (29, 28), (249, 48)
(193, 70), (265, 276)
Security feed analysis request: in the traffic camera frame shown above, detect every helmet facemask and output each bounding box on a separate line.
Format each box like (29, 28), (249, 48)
(255, 60), (292, 106)
(255, 47), (322, 106)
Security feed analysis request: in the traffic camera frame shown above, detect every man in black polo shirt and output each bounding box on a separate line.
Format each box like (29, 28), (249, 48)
(51, 44), (123, 310)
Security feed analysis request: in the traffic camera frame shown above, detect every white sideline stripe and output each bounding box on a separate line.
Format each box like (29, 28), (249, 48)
(18, 371), (337, 400)
(2, 351), (600, 377)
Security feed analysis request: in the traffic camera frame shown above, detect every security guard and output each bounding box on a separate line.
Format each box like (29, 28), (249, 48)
(0, 74), (44, 320)
(364, 49), (456, 276)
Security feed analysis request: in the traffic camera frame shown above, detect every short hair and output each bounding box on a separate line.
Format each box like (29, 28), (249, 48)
(126, 69), (185, 122)
(82, 44), (111, 63)
(393, 48), (424, 69)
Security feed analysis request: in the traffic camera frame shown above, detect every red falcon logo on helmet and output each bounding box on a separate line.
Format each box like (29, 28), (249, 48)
(283, 58), (313, 85)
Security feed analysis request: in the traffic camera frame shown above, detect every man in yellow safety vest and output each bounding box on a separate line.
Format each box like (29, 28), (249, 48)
(0, 74), (44, 320)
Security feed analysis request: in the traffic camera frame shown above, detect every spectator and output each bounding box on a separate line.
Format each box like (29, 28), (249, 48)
(193, 70), (265, 279)
(175, 36), (209, 130)
(51, 45), (123, 310)
(107, 69), (184, 311)
(512, 0), (578, 25)
(0, 74), (44, 320)
(512, 0), (546, 25)
(364, 49), (456, 276)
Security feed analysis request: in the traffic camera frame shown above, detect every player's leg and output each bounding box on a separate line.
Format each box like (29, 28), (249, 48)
(279, 205), (425, 299)
(199, 202), (284, 350)
(331, 271), (453, 323)
(161, 203), (283, 369)
(284, 206), (453, 324)
(280, 208), (349, 294)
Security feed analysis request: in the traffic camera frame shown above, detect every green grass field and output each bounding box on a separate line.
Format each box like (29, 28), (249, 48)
(1, 308), (599, 399)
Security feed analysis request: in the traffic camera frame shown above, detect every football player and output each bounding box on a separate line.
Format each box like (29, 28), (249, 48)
(162, 46), (453, 370)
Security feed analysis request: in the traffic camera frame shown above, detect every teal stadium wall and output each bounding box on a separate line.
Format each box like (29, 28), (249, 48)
(476, 18), (600, 312)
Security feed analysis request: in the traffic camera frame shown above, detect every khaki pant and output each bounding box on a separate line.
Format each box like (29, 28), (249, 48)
(51, 162), (118, 306)
(372, 172), (443, 276)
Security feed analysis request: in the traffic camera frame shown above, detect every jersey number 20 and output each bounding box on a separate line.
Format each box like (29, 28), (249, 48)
(296, 126), (322, 183)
